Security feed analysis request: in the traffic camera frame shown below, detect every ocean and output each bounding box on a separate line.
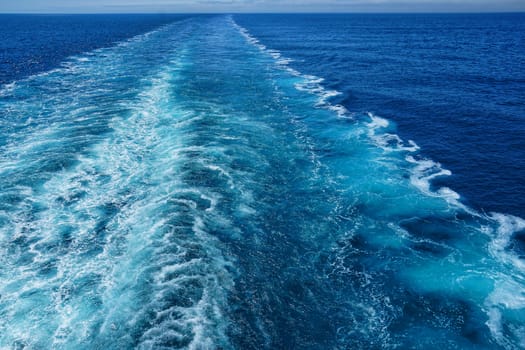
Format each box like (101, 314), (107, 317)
(0, 13), (524, 349)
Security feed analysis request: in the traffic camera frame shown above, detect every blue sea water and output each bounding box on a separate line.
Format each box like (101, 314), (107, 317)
(0, 14), (190, 85)
(0, 13), (524, 349)
(234, 13), (525, 218)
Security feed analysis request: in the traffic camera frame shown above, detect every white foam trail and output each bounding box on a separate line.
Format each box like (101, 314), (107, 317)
(0, 30), (238, 347)
(231, 18), (351, 120)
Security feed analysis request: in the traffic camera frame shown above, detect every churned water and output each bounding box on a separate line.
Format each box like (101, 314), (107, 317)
(0, 14), (524, 349)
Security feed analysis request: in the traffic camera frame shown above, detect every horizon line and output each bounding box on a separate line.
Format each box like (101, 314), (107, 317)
(1, 10), (525, 14)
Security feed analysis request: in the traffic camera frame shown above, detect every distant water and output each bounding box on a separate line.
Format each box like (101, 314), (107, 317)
(235, 13), (525, 218)
(0, 14), (524, 349)
(0, 14), (190, 85)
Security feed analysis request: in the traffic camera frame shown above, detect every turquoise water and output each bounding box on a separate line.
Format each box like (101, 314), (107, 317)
(0, 15), (524, 349)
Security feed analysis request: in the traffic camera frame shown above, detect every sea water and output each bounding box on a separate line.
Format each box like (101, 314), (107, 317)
(0, 14), (524, 349)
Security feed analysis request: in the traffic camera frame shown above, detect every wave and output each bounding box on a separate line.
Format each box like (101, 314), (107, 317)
(1, 14), (524, 349)
(0, 19), (236, 349)
(231, 16), (525, 348)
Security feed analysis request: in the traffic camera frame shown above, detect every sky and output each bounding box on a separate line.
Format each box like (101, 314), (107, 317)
(0, 0), (524, 13)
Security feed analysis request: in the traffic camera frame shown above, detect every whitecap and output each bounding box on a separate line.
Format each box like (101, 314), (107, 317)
(367, 112), (389, 130)
(0, 81), (17, 96)
(488, 213), (525, 272)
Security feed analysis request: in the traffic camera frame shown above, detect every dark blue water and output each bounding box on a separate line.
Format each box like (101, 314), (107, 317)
(0, 14), (190, 85)
(0, 14), (524, 349)
(235, 13), (525, 218)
